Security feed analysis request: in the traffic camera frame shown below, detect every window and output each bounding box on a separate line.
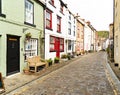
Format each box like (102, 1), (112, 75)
(0, 0), (6, 18)
(57, 16), (61, 32)
(73, 26), (75, 36)
(60, 3), (63, 13)
(46, 9), (52, 29)
(81, 35), (84, 39)
(25, 39), (38, 59)
(77, 33), (80, 38)
(50, 36), (55, 51)
(69, 13), (71, 20)
(60, 38), (64, 51)
(68, 22), (71, 35)
(74, 18), (75, 24)
(25, 0), (34, 25)
(68, 40), (72, 50)
(50, 36), (64, 52)
(49, 0), (54, 5)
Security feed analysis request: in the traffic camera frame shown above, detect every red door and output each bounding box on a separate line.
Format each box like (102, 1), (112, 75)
(55, 38), (60, 58)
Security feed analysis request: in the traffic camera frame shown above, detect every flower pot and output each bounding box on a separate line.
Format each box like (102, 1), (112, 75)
(23, 69), (30, 74)
(48, 62), (52, 66)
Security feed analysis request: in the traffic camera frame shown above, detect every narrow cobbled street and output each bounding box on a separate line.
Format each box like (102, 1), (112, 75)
(8, 52), (115, 95)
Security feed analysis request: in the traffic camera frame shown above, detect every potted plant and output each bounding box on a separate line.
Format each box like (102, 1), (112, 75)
(61, 54), (68, 61)
(25, 32), (32, 40)
(67, 54), (71, 60)
(23, 67), (30, 74)
(54, 57), (59, 63)
(61, 54), (67, 59)
(47, 58), (53, 66)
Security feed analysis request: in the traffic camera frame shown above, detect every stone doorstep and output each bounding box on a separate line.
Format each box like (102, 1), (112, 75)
(0, 88), (5, 94)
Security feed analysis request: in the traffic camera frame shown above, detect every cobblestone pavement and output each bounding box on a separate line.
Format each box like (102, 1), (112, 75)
(8, 52), (115, 95)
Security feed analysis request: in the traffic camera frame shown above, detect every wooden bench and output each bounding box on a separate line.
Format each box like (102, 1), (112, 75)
(27, 56), (47, 72)
(0, 73), (5, 94)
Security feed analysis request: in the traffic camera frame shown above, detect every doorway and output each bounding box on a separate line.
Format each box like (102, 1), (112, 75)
(7, 35), (20, 75)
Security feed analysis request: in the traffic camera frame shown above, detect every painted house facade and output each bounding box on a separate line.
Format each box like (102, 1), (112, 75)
(114, 0), (120, 66)
(84, 22), (92, 51)
(0, 0), (45, 77)
(65, 10), (76, 55)
(45, 0), (67, 59)
(84, 21), (96, 52)
(75, 18), (84, 55)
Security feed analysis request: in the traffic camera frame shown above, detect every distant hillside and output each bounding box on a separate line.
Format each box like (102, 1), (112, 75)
(97, 31), (109, 38)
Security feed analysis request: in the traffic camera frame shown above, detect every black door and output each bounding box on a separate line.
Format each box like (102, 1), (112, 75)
(7, 35), (20, 75)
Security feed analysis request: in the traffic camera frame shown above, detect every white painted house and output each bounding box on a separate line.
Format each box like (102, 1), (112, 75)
(64, 10), (76, 55)
(45, 0), (67, 59)
(84, 21), (95, 51)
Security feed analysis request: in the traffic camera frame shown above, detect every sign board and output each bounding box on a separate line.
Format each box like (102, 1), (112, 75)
(0, 73), (5, 93)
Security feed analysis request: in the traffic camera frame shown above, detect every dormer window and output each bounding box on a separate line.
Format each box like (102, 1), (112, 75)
(60, 4), (63, 13)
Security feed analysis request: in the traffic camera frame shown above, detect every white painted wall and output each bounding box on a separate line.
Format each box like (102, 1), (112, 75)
(64, 9), (76, 54)
(84, 24), (92, 51)
(45, 0), (67, 59)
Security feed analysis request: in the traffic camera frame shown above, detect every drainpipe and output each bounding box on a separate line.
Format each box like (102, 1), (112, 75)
(43, 4), (46, 59)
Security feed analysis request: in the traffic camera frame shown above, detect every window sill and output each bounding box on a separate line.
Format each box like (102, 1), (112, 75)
(24, 22), (36, 27)
(50, 50), (56, 52)
(57, 31), (61, 33)
(60, 50), (64, 52)
(0, 13), (6, 18)
(46, 27), (53, 31)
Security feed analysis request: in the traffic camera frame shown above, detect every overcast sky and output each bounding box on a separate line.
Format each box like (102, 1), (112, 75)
(64, 0), (113, 31)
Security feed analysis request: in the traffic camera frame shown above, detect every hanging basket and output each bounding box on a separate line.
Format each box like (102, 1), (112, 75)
(25, 32), (32, 40)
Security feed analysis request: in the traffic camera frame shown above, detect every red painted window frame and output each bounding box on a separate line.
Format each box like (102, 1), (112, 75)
(46, 9), (52, 29)
(49, 0), (54, 6)
(50, 36), (55, 51)
(49, 36), (64, 52)
(57, 16), (61, 33)
(60, 38), (64, 51)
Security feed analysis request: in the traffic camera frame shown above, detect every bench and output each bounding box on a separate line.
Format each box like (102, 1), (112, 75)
(27, 56), (47, 72)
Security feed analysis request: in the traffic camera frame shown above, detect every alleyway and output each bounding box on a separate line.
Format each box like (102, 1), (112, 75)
(7, 52), (114, 95)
